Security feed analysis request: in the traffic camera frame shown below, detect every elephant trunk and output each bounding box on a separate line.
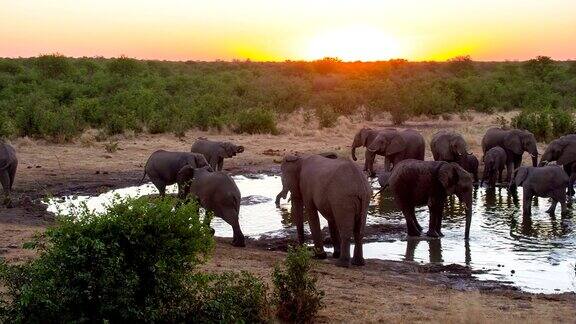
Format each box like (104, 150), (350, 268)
(531, 154), (538, 167)
(464, 204), (472, 240)
(351, 143), (359, 161)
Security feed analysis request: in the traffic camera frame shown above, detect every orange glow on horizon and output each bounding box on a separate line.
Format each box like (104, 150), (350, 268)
(1, 0), (575, 62)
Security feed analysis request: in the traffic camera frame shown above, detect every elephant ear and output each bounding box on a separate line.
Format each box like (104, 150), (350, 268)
(360, 128), (372, 146)
(386, 134), (406, 155)
(438, 163), (459, 194)
(557, 142), (576, 165)
(514, 167), (530, 186)
(504, 133), (523, 155)
(176, 165), (195, 185)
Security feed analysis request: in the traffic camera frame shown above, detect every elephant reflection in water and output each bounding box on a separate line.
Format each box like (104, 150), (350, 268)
(484, 187), (519, 209)
(404, 239), (472, 265)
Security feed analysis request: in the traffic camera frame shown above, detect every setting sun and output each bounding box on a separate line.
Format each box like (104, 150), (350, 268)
(303, 26), (404, 61)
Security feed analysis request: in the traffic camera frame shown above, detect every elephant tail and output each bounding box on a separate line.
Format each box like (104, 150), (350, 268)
(354, 195), (368, 238)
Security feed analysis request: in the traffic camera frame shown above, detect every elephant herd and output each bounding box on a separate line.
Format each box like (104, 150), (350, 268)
(1, 125), (576, 268)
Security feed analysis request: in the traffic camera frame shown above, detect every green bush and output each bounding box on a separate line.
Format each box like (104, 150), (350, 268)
(316, 105), (338, 128)
(272, 246), (325, 323)
(188, 272), (271, 323)
(234, 108), (278, 134)
(0, 197), (215, 323)
(511, 108), (575, 141)
(0, 56), (575, 141)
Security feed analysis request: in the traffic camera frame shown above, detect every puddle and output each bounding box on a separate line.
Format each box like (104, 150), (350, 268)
(45, 175), (576, 294)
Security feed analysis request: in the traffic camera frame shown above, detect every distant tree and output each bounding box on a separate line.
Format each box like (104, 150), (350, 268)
(447, 55), (475, 76)
(568, 61), (576, 76)
(312, 57), (342, 74)
(524, 56), (558, 81)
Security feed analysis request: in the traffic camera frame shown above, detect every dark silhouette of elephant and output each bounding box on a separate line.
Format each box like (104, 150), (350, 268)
(0, 142), (17, 207)
(381, 159), (473, 239)
(191, 138), (244, 171)
(350, 128), (389, 176)
(481, 128), (538, 184)
(365, 129), (425, 175)
(482, 146), (506, 187)
(539, 134), (576, 195)
(140, 150), (211, 196)
(177, 166), (245, 247)
(512, 166), (569, 216)
(276, 154), (371, 267)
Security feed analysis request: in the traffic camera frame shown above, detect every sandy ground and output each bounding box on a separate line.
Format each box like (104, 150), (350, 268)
(1, 110), (574, 322)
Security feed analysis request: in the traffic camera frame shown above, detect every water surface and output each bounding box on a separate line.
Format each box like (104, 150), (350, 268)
(45, 175), (576, 294)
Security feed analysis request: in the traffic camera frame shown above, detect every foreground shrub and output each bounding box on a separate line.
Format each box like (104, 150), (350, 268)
(511, 108), (575, 141)
(234, 108), (278, 134)
(272, 246), (325, 323)
(0, 197), (214, 323)
(188, 271), (271, 323)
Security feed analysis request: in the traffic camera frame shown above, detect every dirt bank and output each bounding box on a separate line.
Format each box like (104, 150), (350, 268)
(0, 111), (574, 322)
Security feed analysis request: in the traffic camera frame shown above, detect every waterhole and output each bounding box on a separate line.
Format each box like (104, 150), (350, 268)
(45, 174), (576, 294)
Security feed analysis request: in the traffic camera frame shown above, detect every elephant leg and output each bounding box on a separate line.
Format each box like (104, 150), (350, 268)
(305, 204), (326, 259)
(217, 157), (224, 171)
(8, 164), (16, 190)
(333, 208), (354, 267)
(426, 201), (444, 237)
(365, 151), (376, 177)
(152, 180), (166, 197)
(506, 161), (514, 186)
(0, 171), (11, 206)
(546, 199), (557, 214)
(216, 206), (245, 247)
(402, 206), (421, 237)
(351, 214), (365, 266)
(522, 189), (532, 216)
(292, 198), (305, 244)
(498, 170), (503, 184)
(568, 165), (576, 196)
(327, 218), (341, 259)
(404, 239), (418, 261)
(384, 157), (391, 172)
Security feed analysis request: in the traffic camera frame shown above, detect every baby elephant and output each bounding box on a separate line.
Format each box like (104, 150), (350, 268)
(482, 146), (506, 187)
(512, 166), (569, 216)
(177, 166), (245, 247)
(191, 138), (244, 171)
(0, 142), (18, 207)
(141, 150), (211, 196)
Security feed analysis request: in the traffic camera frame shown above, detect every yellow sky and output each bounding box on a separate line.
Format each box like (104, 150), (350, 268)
(1, 0), (575, 61)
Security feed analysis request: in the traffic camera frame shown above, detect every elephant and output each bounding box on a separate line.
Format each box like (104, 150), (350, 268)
(430, 130), (469, 162)
(365, 129), (425, 175)
(511, 166), (569, 216)
(191, 138), (244, 171)
(539, 134), (576, 196)
(351, 128), (389, 175)
(177, 165), (245, 247)
(140, 150), (212, 196)
(481, 128), (538, 184)
(384, 159), (473, 239)
(0, 142), (17, 207)
(276, 154), (371, 267)
(481, 146), (506, 188)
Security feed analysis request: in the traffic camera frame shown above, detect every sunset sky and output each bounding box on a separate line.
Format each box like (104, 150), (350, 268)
(1, 0), (575, 62)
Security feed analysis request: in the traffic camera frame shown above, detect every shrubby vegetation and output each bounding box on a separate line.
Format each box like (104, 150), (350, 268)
(1, 54), (575, 141)
(273, 246), (325, 323)
(511, 108), (575, 141)
(0, 197), (325, 323)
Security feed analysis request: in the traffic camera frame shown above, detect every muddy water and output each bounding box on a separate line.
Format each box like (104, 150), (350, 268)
(45, 175), (576, 294)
